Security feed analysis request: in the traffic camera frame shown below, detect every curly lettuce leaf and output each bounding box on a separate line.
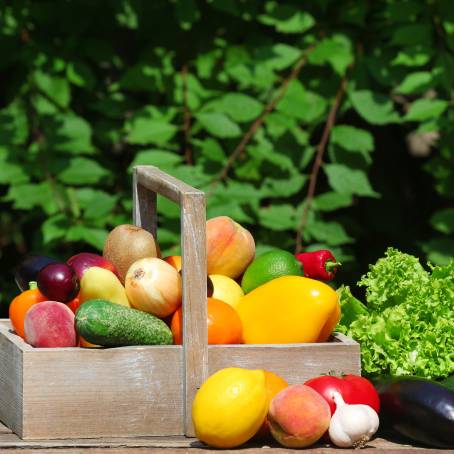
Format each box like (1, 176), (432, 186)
(358, 247), (430, 312)
(336, 285), (369, 329)
(338, 249), (454, 379)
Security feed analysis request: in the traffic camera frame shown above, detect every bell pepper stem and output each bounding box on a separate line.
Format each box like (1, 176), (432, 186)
(28, 281), (38, 290)
(325, 261), (341, 272)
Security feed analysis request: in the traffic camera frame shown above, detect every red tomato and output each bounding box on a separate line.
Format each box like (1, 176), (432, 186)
(304, 374), (380, 415)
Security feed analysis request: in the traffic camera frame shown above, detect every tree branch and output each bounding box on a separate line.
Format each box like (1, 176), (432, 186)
(181, 64), (193, 165)
(208, 46), (314, 195)
(295, 74), (349, 254)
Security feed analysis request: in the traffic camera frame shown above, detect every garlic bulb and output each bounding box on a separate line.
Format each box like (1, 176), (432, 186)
(329, 391), (379, 448)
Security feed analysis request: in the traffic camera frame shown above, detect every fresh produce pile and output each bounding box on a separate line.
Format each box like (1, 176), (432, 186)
(7, 215), (454, 449)
(336, 247), (454, 380)
(9, 215), (341, 348)
(191, 367), (381, 449)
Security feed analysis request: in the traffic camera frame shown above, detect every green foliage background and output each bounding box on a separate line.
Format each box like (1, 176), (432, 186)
(1, 0), (454, 313)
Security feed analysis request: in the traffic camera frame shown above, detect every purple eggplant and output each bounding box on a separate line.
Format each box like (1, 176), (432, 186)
(14, 255), (58, 292)
(375, 376), (454, 448)
(37, 263), (80, 303)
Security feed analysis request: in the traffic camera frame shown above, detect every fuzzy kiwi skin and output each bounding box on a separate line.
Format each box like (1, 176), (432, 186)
(76, 299), (173, 346)
(103, 224), (159, 283)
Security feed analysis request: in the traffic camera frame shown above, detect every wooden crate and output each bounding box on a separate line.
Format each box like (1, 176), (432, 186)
(0, 165), (360, 440)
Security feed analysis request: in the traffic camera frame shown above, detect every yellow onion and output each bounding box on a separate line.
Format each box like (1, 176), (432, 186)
(125, 257), (182, 317)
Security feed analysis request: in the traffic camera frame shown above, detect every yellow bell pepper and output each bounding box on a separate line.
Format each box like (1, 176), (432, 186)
(236, 275), (340, 344)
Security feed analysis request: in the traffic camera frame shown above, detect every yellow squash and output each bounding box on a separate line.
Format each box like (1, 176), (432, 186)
(236, 275), (339, 344)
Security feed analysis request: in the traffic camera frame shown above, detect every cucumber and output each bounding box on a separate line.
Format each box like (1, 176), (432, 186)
(76, 299), (173, 346)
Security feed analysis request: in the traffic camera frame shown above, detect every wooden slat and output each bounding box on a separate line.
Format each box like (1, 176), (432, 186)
(134, 166), (200, 204)
(208, 341), (361, 384)
(180, 192), (208, 437)
(132, 168), (157, 239)
(0, 325), (23, 437)
(132, 166), (208, 437)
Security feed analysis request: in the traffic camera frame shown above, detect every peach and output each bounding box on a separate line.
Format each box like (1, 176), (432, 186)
(206, 216), (255, 279)
(24, 301), (77, 348)
(268, 384), (331, 448)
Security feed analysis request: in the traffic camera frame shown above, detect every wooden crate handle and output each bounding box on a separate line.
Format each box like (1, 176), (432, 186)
(132, 165), (208, 437)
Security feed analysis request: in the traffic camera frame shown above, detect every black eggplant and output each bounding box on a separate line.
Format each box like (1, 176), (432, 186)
(14, 255), (58, 292)
(375, 376), (454, 448)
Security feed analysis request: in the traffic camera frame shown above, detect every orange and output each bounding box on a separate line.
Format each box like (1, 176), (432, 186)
(163, 255), (182, 272)
(255, 371), (289, 439)
(171, 297), (243, 345)
(9, 282), (47, 339)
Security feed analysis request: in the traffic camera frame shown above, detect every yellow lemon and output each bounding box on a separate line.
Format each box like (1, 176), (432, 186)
(208, 275), (244, 310)
(192, 367), (268, 448)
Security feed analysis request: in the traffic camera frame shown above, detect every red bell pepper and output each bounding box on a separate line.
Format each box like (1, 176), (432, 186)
(295, 249), (341, 281)
(304, 374), (380, 415)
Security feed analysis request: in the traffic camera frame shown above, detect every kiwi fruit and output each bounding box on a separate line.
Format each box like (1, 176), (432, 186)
(103, 224), (160, 283)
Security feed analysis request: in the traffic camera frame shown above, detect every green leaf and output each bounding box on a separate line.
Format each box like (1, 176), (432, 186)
(34, 71), (71, 108)
(324, 164), (379, 197)
(198, 138), (226, 163)
(277, 80), (326, 123)
(404, 99), (448, 122)
(42, 214), (69, 244)
(58, 157), (109, 185)
(396, 71), (433, 94)
(175, 0), (200, 30)
(422, 238), (454, 265)
(75, 189), (117, 219)
(259, 204), (296, 231)
(307, 220), (354, 246)
(4, 182), (58, 215)
(128, 149), (183, 173)
(350, 90), (400, 125)
(219, 93), (263, 123)
(66, 61), (95, 89)
(313, 192), (353, 211)
(66, 225), (108, 250)
(45, 114), (95, 154)
(0, 160), (29, 184)
(258, 3), (314, 34)
(196, 112), (242, 138)
(430, 208), (454, 234)
(392, 47), (432, 67)
(0, 101), (28, 145)
(331, 125), (374, 154)
(258, 43), (301, 71)
(116, 0), (138, 29)
(127, 117), (178, 145)
(309, 35), (353, 75)
(262, 174), (306, 197)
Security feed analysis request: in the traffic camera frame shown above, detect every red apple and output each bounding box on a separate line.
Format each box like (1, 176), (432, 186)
(67, 253), (118, 280)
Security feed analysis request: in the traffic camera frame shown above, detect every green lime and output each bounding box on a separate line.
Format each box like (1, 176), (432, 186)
(241, 249), (303, 293)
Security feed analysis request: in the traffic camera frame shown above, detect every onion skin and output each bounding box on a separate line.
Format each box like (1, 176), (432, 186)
(125, 258), (182, 318)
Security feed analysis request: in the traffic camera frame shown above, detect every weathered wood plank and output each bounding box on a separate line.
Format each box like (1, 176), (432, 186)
(180, 192), (208, 437)
(208, 341), (361, 383)
(20, 344), (183, 440)
(0, 325), (23, 438)
(134, 166), (201, 204)
(132, 168), (157, 238)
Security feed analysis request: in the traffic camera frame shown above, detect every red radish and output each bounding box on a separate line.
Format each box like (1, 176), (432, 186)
(24, 301), (77, 348)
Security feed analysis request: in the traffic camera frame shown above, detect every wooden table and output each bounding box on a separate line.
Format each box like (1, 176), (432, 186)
(0, 421), (449, 453)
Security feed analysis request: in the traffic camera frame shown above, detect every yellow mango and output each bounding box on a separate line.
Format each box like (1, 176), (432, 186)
(236, 275), (339, 344)
(79, 267), (130, 307)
